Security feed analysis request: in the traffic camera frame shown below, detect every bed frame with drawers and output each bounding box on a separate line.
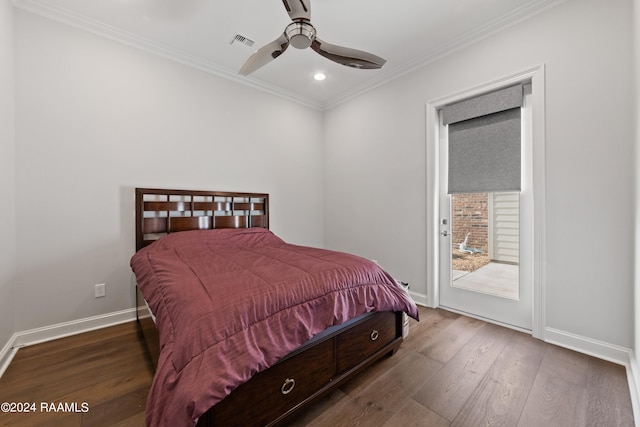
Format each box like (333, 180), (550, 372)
(133, 188), (406, 426)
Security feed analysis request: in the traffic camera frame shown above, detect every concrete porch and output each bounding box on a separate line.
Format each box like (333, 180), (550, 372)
(452, 262), (519, 300)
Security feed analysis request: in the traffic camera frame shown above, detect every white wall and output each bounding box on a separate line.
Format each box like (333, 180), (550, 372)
(633, 0), (640, 383)
(324, 0), (635, 348)
(0, 0), (16, 348)
(5, 0), (638, 359)
(12, 11), (324, 331)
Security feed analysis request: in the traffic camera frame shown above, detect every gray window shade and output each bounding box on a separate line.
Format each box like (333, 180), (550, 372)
(443, 84), (523, 125)
(443, 84), (523, 194)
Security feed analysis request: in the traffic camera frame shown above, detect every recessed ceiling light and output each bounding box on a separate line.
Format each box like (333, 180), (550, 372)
(313, 72), (326, 81)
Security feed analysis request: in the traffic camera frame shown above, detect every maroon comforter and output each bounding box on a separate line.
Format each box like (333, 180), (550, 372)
(131, 228), (418, 426)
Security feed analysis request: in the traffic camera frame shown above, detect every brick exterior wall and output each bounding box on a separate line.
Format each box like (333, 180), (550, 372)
(451, 193), (488, 253)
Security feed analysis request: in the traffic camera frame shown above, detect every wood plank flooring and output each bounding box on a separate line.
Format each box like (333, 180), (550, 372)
(0, 306), (634, 426)
(0, 322), (153, 427)
(287, 306), (634, 427)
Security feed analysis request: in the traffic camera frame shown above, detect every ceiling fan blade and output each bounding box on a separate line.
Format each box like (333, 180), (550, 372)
(281, 0), (311, 21)
(239, 33), (289, 75)
(311, 38), (386, 70)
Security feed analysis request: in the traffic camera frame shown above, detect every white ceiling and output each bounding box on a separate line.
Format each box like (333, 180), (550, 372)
(13, 0), (563, 109)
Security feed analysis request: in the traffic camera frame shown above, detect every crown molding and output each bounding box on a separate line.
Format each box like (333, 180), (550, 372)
(324, 0), (567, 110)
(12, 0), (324, 110)
(13, 0), (565, 111)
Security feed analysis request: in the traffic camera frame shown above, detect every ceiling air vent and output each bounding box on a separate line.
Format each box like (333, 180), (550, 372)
(231, 34), (255, 48)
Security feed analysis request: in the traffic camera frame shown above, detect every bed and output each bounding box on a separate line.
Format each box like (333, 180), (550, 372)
(131, 188), (419, 426)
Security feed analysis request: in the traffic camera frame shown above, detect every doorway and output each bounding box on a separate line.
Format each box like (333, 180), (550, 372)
(426, 70), (545, 335)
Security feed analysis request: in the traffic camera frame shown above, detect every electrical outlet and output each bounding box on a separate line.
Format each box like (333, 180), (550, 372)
(94, 283), (106, 298)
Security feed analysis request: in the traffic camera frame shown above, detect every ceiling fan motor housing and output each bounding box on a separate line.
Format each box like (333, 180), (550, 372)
(286, 21), (316, 49)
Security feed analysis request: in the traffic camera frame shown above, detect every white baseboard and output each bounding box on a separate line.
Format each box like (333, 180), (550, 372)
(0, 335), (19, 378)
(0, 308), (137, 379)
(408, 290), (429, 307)
(627, 353), (640, 427)
(544, 327), (632, 366)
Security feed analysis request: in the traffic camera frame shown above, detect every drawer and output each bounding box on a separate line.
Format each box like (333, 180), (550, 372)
(336, 311), (398, 373)
(210, 337), (335, 426)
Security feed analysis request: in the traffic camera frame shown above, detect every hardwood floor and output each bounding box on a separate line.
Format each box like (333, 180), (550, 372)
(286, 306), (635, 427)
(0, 322), (153, 426)
(0, 306), (634, 426)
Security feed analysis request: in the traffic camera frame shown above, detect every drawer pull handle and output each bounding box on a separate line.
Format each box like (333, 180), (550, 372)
(370, 330), (379, 341)
(281, 378), (296, 395)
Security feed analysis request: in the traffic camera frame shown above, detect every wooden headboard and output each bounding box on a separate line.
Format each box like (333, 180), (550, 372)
(135, 188), (269, 251)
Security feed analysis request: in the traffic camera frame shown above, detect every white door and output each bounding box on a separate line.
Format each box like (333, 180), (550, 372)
(438, 85), (533, 331)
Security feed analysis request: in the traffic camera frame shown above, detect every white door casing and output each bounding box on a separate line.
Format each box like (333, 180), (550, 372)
(425, 65), (546, 338)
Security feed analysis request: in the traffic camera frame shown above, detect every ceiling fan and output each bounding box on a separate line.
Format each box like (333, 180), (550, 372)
(239, 0), (386, 75)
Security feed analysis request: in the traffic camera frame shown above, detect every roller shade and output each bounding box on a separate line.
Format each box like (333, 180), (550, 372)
(443, 84), (523, 194)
